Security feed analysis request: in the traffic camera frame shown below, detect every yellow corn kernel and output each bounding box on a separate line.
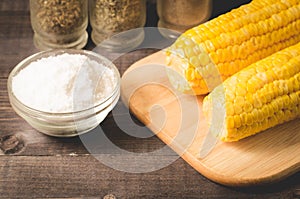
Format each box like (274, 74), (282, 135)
(234, 104), (243, 115)
(251, 108), (259, 122)
(190, 56), (200, 68)
(243, 101), (253, 113)
(245, 113), (254, 126)
(185, 68), (195, 81)
(199, 53), (211, 66)
(236, 85), (247, 96)
(225, 102), (235, 116)
(226, 116), (235, 129)
(253, 94), (263, 108)
(234, 115), (242, 128)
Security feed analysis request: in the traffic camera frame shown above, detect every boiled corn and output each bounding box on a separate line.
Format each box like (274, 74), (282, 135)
(166, 0), (300, 95)
(202, 42), (300, 142)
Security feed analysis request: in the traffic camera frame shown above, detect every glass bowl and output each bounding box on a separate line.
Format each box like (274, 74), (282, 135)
(7, 49), (120, 137)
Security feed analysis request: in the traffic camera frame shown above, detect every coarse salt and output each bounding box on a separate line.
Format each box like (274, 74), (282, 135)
(12, 53), (117, 113)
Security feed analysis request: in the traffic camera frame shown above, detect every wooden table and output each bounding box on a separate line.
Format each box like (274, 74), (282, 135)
(0, 0), (299, 198)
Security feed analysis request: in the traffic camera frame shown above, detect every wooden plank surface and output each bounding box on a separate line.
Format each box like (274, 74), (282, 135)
(121, 51), (300, 186)
(0, 0), (299, 198)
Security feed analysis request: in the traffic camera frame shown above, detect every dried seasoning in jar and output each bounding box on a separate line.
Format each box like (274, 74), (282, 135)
(157, 0), (212, 39)
(30, 0), (88, 50)
(90, 0), (146, 51)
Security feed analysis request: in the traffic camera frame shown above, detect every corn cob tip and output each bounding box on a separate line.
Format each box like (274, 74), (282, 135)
(203, 43), (300, 142)
(166, 43), (224, 95)
(166, 0), (300, 95)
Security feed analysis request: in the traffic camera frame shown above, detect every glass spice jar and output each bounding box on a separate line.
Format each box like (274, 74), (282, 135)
(157, 0), (212, 39)
(29, 0), (88, 50)
(89, 0), (146, 52)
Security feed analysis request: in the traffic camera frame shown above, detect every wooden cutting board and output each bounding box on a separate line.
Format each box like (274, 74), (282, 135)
(121, 50), (300, 186)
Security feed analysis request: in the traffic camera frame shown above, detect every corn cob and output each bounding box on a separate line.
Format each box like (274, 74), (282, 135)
(202, 42), (300, 142)
(166, 0), (300, 95)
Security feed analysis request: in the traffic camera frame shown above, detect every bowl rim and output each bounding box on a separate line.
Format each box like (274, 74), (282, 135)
(7, 49), (121, 115)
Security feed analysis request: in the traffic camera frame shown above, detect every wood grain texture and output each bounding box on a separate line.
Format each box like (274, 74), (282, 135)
(1, 0), (300, 198)
(122, 50), (300, 186)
